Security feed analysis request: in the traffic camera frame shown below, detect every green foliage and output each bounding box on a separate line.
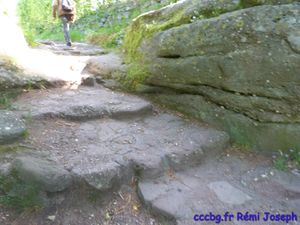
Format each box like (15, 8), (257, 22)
(70, 30), (85, 42)
(0, 90), (21, 109)
(18, 0), (57, 44)
(274, 157), (287, 171)
(273, 149), (300, 171)
(17, 0), (178, 46)
(0, 145), (21, 154)
(123, 8), (187, 62)
(0, 171), (42, 211)
(37, 30), (62, 41)
(117, 63), (149, 90)
(21, 129), (30, 139)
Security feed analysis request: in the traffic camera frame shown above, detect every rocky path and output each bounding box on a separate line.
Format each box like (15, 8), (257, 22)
(0, 42), (299, 225)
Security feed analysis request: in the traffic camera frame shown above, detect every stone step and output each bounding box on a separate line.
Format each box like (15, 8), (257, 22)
(14, 87), (153, 121)
(20, 113), (229, 193)
(138, 155), (300, 225)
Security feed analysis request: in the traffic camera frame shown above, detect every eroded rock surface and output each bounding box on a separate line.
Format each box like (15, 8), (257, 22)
(83, 52), (126, 79)
(0, 110), (26, 144)
(13, 156), (72, 192)
(13, 86), (229, 191)
(124, 0), (300, 151)
(138, 154), (300, 224)
(14, 87), (153, 120)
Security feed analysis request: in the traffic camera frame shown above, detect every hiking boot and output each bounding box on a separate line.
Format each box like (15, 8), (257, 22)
(67, 42), (72, 47)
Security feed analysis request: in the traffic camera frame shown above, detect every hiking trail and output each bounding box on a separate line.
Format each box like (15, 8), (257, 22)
(0, 42), (299, 225)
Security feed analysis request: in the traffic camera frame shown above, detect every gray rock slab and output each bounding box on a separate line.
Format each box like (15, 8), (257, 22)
(12, 156), (72, 192)
(138, 156), (299, 224)
(83, 53), (126, 79)
(26, 113), (229, 191)
(0, 110), (26, 144)
(271, 170), (300, 194)
(154, 94), (300, 153)
(14, 87), (153, 121)
(208, 181), (252, 204)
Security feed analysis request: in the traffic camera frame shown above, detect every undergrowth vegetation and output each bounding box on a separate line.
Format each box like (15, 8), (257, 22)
(0, 90), (20, 109)
(273, 149), (300, 171)
(0, 171), (41, 211)
(17, 0), (178, 48)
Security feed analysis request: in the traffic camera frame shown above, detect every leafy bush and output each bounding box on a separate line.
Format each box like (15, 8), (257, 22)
(18, 0), (57, 44)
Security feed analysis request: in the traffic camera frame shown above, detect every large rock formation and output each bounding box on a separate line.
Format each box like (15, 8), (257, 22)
(124, 0), (300, 152)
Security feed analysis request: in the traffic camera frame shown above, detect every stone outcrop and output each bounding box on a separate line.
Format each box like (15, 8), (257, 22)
(0, 58), (50, 89)
(12, 87), (229, 191)
(124, 0), (300, 152)
(82, 53), (126, 79)
(0, 110), (26, 144)
(13, 156), (72, 192)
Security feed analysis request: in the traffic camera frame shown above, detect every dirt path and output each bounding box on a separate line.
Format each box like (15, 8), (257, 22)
(0, 42), (299, 225)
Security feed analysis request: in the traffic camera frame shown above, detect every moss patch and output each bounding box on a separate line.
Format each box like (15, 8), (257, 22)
(117, 63), (150, 90)
(122, 5), (191, 86)
(0, 90), (22, 110)
(239, 0), (296, 8)
(0, 170), (42, 211)
(123, 8), (189, 63)
(273, 149), (300, 171)
(122, 0), (245, 87)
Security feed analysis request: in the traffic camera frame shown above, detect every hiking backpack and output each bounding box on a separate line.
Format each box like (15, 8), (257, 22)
(61, 0), (74, 12)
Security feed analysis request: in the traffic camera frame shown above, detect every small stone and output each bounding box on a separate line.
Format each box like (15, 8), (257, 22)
(261, 174), (268, 178)
(47, 215), (56, 222)
(241, 180), (247, 186)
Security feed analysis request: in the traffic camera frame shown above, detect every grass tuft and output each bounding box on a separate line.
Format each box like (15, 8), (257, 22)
(0, 170), (42, 212)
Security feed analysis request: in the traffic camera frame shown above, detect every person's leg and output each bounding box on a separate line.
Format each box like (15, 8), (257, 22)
(61, 16), (71, 46)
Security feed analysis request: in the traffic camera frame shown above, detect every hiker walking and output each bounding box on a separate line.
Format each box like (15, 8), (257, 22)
(52, 0), (76, 47)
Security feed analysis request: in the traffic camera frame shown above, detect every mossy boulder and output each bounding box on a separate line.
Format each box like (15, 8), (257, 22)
(124, 0), (300, 152)
(124, 0), (242, 62)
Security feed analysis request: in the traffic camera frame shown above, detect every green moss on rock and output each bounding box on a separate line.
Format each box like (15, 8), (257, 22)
(0, 170), (42, 211)
(123, 8), (189, 62)
(239, 0), (297, 7)
(123, 0), (249, 86)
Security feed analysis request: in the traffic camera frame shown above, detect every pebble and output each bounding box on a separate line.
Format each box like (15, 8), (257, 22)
(47, 215), (56, 222)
